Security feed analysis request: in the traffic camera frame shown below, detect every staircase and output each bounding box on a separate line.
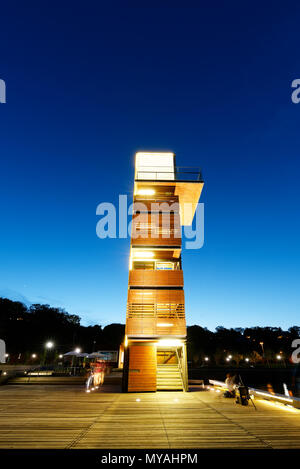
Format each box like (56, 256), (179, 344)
(156, 364), (183, 390)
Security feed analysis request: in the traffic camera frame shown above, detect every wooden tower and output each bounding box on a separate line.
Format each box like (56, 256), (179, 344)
(122, 152), (203, 392)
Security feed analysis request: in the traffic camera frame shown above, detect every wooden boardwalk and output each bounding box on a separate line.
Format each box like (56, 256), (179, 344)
(0, 385), (300, 449)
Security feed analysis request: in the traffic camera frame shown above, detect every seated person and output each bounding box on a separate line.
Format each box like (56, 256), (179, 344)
(224, 373), (236, 397)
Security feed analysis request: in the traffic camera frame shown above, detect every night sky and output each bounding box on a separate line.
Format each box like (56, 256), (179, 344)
(0, 2), (299, 329)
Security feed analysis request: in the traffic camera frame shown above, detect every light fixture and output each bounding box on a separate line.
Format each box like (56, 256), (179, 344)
(157, 323), (173, 327)
(75, 348), (81, 354)
(204, 357), (209, 361)
(228, 355), (232, 359)
(245, 358), (249, 362)
(133, 251), (154, 258)
(5, 354), (9, 358)
(258, 399), (298, 413)
(276, 355), (282, 360)
(59, 354), (63, 359)
(31, 354), (37, 358)
(137, 189), (155, 196)
(136, 398), (141, 402)
(255, 391), (293, 403)
(157, 339), (182, 347)
(124, 336), (128, 347)
(46, 341), (54, 349)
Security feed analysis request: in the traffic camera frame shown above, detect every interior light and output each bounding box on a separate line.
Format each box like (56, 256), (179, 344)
(157, 323), (174, 327)
(157, 339), (182, 347)
(137, 189), (155, 196)
(134, 251), (154, 258)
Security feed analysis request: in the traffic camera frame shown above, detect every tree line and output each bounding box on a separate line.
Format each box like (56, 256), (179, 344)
(0, 297), (299, 365)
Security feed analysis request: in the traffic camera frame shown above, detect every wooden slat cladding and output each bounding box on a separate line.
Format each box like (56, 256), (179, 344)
(127, 288), (185, 305)
(126, 288), (186, 337)
(129, 270), (184, 287)
(133, 195), (179, 213)
(126, 316), (186, 337)
(131, 213), (182, 246)
(128, 343), (156, 392)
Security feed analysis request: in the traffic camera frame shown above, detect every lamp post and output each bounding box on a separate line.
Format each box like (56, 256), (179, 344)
(260, 341), (270, 368)
(71, 347), (81, 374)
(43, 341), (54, 365)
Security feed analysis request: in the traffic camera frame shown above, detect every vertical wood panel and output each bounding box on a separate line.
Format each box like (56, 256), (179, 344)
(128, 344), (157, 392)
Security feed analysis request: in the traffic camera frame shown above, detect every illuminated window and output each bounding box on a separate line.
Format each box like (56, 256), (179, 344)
(156, 262), (174, 270)
(133, 261), (155, 270)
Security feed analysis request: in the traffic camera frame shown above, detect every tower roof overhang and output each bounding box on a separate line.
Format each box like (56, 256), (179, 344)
(134, 179), (204, 225)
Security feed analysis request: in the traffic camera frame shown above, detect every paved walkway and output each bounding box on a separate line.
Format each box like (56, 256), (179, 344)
(0, 385), (300, 448)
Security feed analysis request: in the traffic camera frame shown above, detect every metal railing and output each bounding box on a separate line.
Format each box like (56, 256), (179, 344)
(136, 167), (203, 182)
(176, 348), (187, 392)
(208, 379), (300, 409)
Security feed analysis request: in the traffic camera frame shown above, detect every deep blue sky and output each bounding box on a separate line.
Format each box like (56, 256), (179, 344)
(0, 2), (299, 330)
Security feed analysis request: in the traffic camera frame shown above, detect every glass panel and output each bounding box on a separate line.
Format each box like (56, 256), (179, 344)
(133, 261), (155, 270)
(156, 262), (174, 270)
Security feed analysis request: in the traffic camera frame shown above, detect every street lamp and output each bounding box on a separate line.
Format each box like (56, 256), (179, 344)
(75, 348), (81, 354)
(44, 341), (54, 365)
(31, 354), (37, 359)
